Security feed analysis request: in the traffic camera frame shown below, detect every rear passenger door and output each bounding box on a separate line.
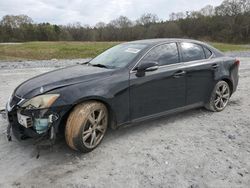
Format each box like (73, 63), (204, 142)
(179, 42), (216, 105)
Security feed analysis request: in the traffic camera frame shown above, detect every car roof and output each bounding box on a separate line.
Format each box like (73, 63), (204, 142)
(127, 38), (205, 45)
(126, 38), (224, 57)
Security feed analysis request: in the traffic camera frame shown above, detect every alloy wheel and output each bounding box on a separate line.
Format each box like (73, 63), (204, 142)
(82, 108), (108, 149)
(214, 83), (230, 110)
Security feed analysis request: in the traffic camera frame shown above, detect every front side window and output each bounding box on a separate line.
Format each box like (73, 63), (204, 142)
(141, 43), (179, 66)
(180, 42), (205, 62)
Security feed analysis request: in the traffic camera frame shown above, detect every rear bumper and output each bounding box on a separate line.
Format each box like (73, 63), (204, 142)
(231, 63), (239, 94)
(231, 75), (239, 94)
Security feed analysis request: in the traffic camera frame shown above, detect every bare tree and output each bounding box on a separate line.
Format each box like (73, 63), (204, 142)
(200, 5), (215, 16)
(109, 16), (132, 28)
(136, 13), (159, 26)
(215, 0), (246, 16)
(95, 22), (106, 28)
(0, 15), (33, 28)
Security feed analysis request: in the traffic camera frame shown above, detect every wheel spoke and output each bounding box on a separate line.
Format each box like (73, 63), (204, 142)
(88, 113), (96, 125)
(220, 99), (224, 108)
(222, 93), (229, 99)
(90, 131), (96, 146)
(83, 129), (91, 135)
(216, 90), (221, 96)
(97, 110), (104, 124)
(83, 132), (91, 141)
(96, 125), (105, 133)
(215, 98), (220, 106)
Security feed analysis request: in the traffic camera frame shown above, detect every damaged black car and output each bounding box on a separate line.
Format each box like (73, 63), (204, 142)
(5, 39), (239, 153)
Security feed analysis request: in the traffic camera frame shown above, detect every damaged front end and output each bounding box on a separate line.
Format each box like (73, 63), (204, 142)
(5, 93), (69, 145)
(15, 108), (59, 139)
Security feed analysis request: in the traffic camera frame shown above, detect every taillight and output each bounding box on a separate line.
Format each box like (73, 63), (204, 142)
(235, 60), (240, 66)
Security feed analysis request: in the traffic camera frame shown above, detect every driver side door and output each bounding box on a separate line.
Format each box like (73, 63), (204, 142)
(129, 43), (186, 121)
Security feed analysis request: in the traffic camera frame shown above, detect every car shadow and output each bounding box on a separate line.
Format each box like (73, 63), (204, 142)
(31, 107), (205, 159)
(104, 107), (206, 143)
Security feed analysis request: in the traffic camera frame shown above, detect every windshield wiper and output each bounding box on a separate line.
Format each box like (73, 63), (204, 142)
(91, 64), (109, 69)
(80, 61), (90, 65)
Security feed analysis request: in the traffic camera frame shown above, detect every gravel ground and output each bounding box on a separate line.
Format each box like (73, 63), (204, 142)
(0, 53), (250, 188)
(224, 51), (250, 58)
(0, 58), (90, 70)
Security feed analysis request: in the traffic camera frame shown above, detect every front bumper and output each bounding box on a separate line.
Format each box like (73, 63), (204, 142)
(5, 100), (70, 141)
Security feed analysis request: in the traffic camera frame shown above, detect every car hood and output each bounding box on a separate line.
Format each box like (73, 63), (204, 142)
(15, 65), (113, 99)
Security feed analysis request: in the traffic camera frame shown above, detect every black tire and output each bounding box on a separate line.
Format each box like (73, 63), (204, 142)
(205, 81), (231, 112)
(65, 101), (108, 152)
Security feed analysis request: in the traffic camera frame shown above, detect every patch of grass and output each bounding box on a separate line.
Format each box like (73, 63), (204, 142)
(210, 42), (250, 52)
(0, 41), (249, 61)
(0, 41), (120, 61)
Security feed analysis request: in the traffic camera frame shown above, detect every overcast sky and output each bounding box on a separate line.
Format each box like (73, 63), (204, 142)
(0, 0), (223, 26)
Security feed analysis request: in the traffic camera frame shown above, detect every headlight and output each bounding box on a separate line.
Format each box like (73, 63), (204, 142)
(21, 94), (60, 109)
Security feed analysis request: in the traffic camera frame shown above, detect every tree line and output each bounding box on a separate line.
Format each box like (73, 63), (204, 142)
(0, 0), (249, 43)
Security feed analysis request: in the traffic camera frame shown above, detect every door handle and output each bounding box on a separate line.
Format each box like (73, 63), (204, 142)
(211, 64), (219, 70)
(173, 70), (186, 78)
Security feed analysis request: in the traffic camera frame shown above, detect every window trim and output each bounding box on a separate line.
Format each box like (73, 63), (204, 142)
(130, 42), (214, 74)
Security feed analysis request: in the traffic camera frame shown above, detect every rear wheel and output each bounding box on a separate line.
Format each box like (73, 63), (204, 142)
(65, 101), (108, 152)
(205, 81), (230, 112)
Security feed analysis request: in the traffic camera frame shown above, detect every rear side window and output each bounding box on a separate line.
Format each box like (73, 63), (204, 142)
(203, 47), (212, 58)
(180, 42), (205, 62)
(141, 43), (179, 66)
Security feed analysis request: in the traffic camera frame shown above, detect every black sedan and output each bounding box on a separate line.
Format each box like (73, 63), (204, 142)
(6, 39), (239, 152)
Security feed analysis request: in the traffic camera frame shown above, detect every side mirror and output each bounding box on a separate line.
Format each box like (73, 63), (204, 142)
(137, 61), (159, 72)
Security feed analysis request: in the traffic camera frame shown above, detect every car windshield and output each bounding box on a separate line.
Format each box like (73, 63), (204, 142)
(89, 43), (147, 69)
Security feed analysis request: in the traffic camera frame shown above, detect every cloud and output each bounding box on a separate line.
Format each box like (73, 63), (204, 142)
(0, 0), (223, 25)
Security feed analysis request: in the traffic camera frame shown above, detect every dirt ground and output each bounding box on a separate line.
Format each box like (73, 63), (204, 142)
(0, 57), (249, 188)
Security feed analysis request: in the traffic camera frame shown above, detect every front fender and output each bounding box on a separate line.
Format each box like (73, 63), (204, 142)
(49, 70), (130, 127)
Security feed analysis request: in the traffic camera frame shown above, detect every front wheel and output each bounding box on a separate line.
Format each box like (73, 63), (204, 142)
(205, 81), (231, 112)
(65, 101), (108, 152)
